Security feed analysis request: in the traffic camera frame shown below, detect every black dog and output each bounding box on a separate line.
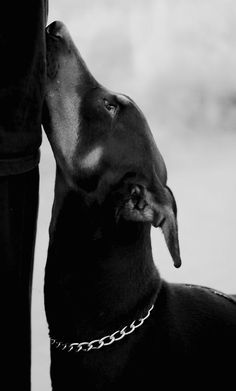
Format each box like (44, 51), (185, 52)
(43, 21), (236, 390)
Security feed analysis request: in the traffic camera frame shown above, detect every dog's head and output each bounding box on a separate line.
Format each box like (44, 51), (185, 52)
(43, 21), (181, 268)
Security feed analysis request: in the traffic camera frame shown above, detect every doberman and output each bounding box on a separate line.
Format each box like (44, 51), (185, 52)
(43, 21), (236, 390)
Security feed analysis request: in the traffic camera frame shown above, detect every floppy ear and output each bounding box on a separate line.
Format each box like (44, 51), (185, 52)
(118, 183), (181, 268)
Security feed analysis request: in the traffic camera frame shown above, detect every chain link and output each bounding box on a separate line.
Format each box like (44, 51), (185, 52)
(50, 304), (154, 353)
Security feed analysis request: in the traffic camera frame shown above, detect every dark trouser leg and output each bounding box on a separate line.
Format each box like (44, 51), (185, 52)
(0, 167), (39, 390)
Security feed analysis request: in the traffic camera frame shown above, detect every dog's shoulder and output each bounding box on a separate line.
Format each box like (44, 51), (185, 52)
(147, 280), (236, 366)
(160, 280), (236, 318)
(157, 281), (236, 341)
(180, 282), (236, 307)
(155, 280), (236, 336)
(143, 281), (236, 387)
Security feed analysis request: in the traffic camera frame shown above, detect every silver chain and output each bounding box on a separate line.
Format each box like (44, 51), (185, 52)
(50, 304), (154, 353)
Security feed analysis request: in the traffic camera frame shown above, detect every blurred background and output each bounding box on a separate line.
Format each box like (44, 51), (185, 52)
(32, 0), (236, 389)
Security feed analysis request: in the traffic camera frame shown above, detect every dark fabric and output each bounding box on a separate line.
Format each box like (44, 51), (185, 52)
(0, 0), (48, 175)
(0, 1), (48, 388)
(0, 150), (41, 176)
(0, 167), (39, 390)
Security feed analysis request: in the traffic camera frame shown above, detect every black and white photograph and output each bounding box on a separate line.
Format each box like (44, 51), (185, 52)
(0, 1), (236, 390)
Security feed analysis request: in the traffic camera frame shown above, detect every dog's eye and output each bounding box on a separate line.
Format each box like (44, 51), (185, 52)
(103, 99), (117, 117)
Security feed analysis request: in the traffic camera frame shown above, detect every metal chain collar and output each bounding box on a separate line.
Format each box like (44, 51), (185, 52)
(50, 303), (154, 353)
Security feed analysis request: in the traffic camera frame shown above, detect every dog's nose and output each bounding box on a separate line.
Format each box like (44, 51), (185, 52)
(46, 21), (67, 39)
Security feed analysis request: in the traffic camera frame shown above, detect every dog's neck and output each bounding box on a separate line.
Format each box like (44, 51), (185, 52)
(45, 173), (161, 340)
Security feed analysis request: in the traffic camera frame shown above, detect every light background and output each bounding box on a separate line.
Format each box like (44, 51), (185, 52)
(32, 1), (236, 389)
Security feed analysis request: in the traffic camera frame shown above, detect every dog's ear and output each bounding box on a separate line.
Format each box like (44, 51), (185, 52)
(118, 183), (181, 268)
